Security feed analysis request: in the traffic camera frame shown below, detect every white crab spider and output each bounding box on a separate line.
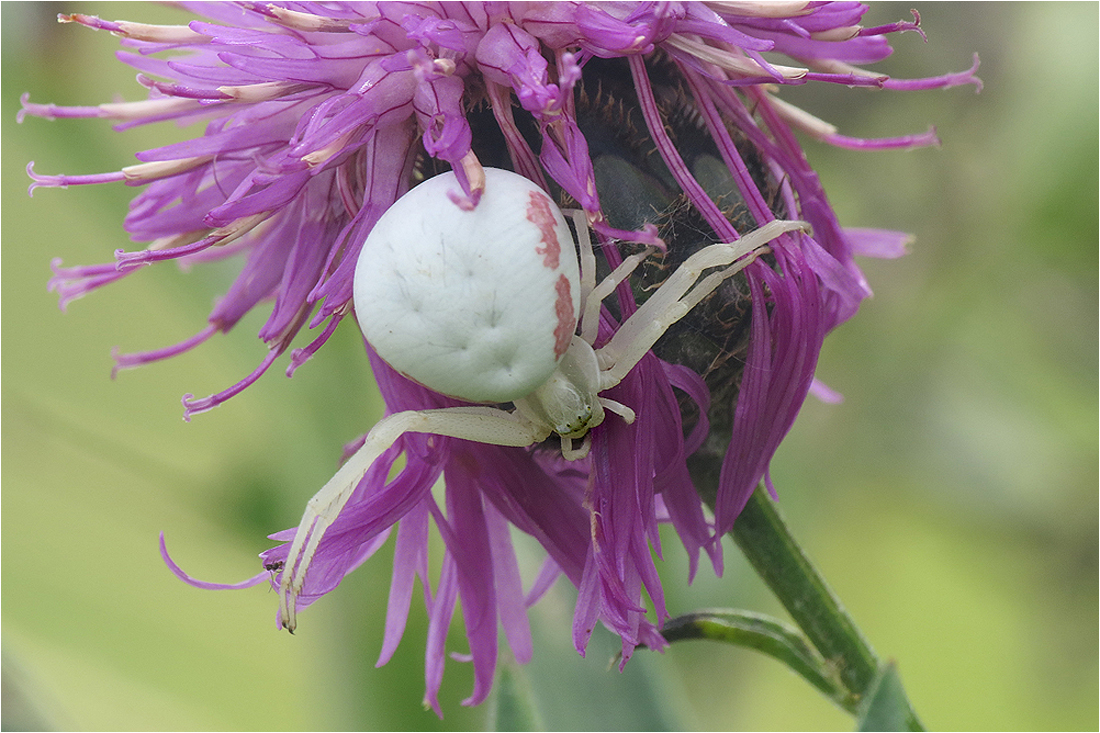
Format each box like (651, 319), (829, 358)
(278, 167), (807, 630)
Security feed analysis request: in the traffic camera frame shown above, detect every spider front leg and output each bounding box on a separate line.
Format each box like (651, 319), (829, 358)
(566, 208), (657, 347)
(278, 405), (551, 631)
(598, 219), (810, 389)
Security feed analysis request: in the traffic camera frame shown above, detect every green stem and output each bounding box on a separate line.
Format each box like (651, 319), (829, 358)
(727, 485), (923, 729)
(730, 485), (879, 697)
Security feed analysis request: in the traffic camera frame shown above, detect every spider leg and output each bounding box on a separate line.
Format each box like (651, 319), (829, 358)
(599, 396), (636, 424)
(560, 434), (589, 461)
(568, 209), (658, 346)
(581, 245), (656, 346)
(598, 219), (809, 389)
(279, 405), (550, 631)
(569, 209), (597, 330)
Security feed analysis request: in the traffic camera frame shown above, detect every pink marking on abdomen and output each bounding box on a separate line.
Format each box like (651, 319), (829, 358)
(553, 274), (574, 358)
(526, 191), (561, 269)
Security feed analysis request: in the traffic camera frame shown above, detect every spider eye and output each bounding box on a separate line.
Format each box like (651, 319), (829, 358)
(353, 168), (581, 405)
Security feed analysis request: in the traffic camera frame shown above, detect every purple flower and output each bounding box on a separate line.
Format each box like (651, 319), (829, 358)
(25, 2), (979, 713)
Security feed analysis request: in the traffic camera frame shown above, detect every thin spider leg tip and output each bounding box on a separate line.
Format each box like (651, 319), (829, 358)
(561, 434), (591, 461)
(274, 429), (396, 629)
(599, 396), (635, 424)
(276, 510), (331, 632)
(279, 591), (297, 632)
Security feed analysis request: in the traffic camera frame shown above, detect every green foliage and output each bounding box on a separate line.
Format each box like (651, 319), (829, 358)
(661, 610), (853, 712)
(856, 663), (922, 733)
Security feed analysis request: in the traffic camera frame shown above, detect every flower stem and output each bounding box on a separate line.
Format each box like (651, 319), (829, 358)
(730, 485), (877, 693)
(728, 485), (923, 729)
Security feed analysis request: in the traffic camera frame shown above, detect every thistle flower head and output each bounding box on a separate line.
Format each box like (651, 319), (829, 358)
(25, 1), (979, 713)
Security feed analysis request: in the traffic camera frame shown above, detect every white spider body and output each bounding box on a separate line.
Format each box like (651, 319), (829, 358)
(279, 166), (809, 630)
(355, 169), (580, 404)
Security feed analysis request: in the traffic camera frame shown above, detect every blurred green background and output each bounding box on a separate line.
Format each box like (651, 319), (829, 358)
(2, 2), (1096, 730)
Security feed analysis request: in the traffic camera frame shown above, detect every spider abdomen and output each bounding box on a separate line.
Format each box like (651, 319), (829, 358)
(354, 168), (581, 404)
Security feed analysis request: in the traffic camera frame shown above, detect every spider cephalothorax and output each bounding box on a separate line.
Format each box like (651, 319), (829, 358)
(277, 166), (807, 629)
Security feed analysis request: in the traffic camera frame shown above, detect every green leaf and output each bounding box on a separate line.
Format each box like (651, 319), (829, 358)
(855, 662), (924, 732)
(662, 610), (855, 713)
